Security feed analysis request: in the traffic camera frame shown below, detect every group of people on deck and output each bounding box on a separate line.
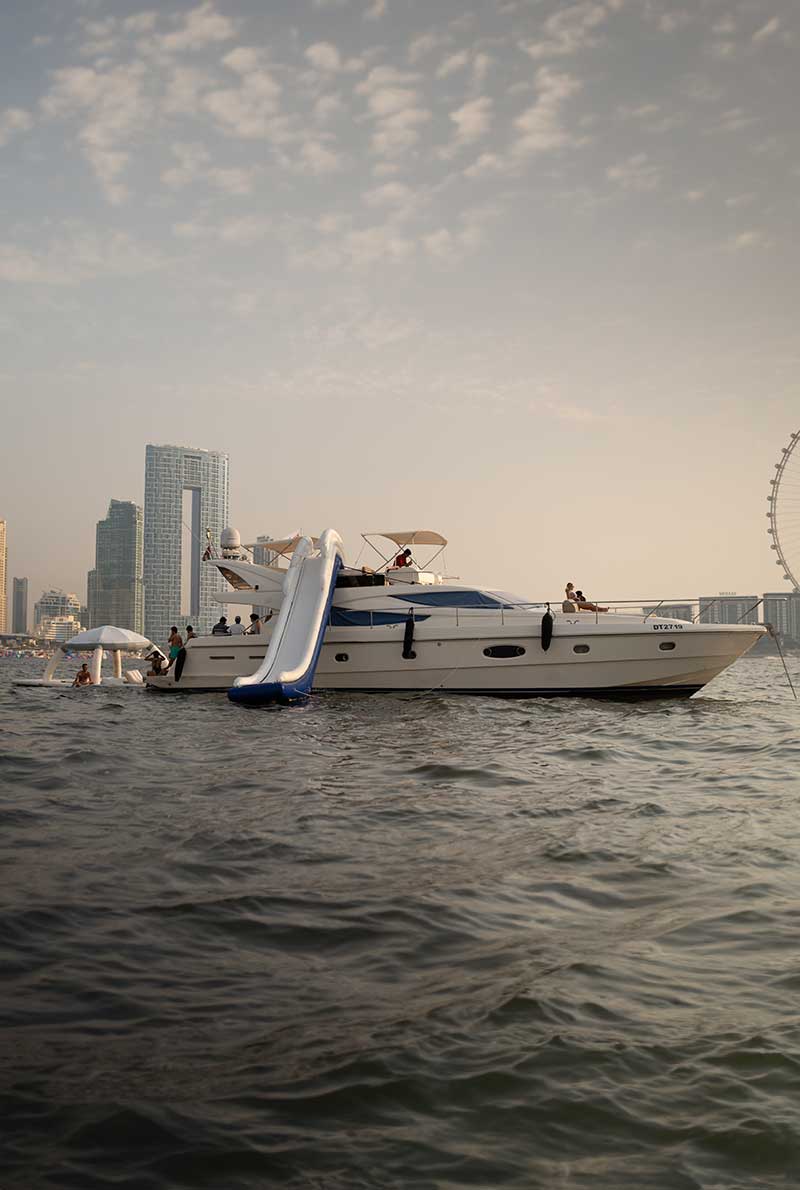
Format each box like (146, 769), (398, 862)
(142, 613), (265, 677)
(563, 583), (608, 614)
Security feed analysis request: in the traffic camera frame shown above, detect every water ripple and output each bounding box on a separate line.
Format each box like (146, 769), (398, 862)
(2, 655), (800, 1188)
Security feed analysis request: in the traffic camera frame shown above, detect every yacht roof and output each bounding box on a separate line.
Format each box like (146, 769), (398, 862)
(243, 534), (320, 556)
(368, 530), (448, 548)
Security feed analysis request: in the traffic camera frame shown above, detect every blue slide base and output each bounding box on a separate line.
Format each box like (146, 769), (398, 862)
(227, 677), (311, 705)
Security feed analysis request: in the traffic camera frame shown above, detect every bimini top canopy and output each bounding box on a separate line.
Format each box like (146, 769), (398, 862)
(243, 534), (320, 558)
(61, 626), (153, 652)
(367, 530), (448, 548)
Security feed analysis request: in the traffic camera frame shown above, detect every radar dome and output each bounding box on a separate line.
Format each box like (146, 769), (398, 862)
(221, 527), (241, 550)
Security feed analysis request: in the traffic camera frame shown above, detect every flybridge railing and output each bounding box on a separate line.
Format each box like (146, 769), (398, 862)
(320, 598), (766, 632)
(323, 600), (733, 631)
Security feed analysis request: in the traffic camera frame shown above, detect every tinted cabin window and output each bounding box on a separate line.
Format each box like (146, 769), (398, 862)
(483, 645), (525, 658)
(659, 641), (676, 651)
(573, 644), (590, 654)
(335, 653), (349, 662)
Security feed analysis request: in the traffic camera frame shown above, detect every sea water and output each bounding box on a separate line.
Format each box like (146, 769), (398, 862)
(2, 655), (800, 1189)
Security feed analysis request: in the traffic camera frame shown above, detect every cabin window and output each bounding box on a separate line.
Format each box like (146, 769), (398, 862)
(659, 641), (676, 651)
(210, 654), (235, 660)
(335, 653), (349, 662)
(483, 645), (525, 658)
(573, 644), (590, 654)
(392, 590), (510, 608)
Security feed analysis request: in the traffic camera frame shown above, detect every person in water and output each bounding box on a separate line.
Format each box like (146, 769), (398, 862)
(72, 662), (93, 687)
(246, 613), (262, 634)
(166, 626), (183, 668)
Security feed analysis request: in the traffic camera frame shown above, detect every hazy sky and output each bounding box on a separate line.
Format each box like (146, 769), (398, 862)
(1, 0), (798, 608)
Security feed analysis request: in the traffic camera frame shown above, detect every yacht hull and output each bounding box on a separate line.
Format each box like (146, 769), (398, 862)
(146, 622), (764, 698)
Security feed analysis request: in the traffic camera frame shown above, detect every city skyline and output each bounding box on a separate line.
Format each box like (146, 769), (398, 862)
(1, 0), (799, 605)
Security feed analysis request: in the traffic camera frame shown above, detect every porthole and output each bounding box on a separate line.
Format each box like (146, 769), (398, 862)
(335, 653), (349, 662)
(659, 641), (676, 651)
(573, 644), (590, 654)
(483, 645), (526, 658)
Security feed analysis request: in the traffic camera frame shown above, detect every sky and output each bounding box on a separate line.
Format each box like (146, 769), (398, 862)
(1, 0), (798, 610)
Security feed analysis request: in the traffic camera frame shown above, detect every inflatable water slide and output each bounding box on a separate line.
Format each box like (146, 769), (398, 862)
(228, 529), (343, 705)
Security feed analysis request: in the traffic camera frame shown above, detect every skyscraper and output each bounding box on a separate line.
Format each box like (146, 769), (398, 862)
(143, 444), (229, 645)
(34, 589), (82, 640)
(12, 577), (28, 635)
(87, 500), (144, 633)
(0, 519), (6, 634)
(698, 594), (760, 625)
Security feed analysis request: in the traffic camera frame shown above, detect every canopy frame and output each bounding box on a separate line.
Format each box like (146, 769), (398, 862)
(362, 531), (448, 571)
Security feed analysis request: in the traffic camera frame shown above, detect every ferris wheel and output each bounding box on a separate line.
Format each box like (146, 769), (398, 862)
(768, 429), (800, 591)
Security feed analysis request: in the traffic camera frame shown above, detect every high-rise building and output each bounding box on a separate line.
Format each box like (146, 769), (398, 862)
(0, 519), (7, 634)
(143, 444), (229, 645)
(34, 589), (82, 638)
(12, 577), (28, 634)
(87, 500), (144, 633)
(252, 535), (276, 619)
(698, 594), (760, 625)
(762, 592), (800, 643)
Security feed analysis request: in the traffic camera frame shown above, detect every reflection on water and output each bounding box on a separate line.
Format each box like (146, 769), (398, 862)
(1, 656), (799, 1189)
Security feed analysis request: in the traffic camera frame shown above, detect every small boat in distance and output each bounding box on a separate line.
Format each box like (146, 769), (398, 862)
(146, 530), (767, 699)
(14, 626), (157, 688)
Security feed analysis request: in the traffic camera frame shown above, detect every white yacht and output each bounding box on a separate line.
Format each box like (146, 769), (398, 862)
(146, 530), (765, 700)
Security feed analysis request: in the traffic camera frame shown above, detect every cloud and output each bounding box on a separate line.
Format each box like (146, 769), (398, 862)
(724, 193), (755, 209)
(450, 96), (493, 146)
(161, 142), (255, 194)
(150, 2), (237, 55)
(356, 66), (430, 157)
(314, 92), (345, 122)
(606, 152), (661, 191)
(296, 138), (344, 174)
(364, 0), (387, 19)
(524, 2), (609, 60)
(203, 52), (282, 139)
(512, 67), (582, 158)
(174, 214), (272, 244)
(305, 42), (343, 72)
(463, 151), (504, 179)
(40, 63), (152, 203)
(290, 221), (415, 271)
(728, 229), (772, 250)
(361, 181), (422, 222)
(436, 50), (470, 79)
(0, 107), (33, 147)
(0, 228), (166, 284)
(407, 32), (444, 63)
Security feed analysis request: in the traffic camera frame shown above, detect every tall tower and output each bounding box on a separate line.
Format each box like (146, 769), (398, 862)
(0, 519), (7, 635)
(143, 444), (229, 645)
(12, 577), (28, 634)
(87, 500), (144, 633)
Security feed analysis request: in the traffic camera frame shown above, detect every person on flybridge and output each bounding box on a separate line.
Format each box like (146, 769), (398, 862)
(564, 583), (608, 614)
(393, 548), (414, 568)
